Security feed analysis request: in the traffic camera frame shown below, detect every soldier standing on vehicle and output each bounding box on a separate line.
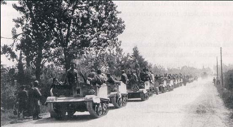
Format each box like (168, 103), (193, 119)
(66, 63), (78, 88)
(121, 70), (128, 85)
(32, 80), (42, 120)
(127, 70), (138, 90)
(149, 71), (155, 83)
(107, 73), (117, 85)
(17, 85), (28, 119)
(107, 73), (118, 92)
(87, 69), (97, 86)
(95, 70), (108, 94)
(50, 78), (62, 96)
(140, 68), (150, 82)
(154, 74), (160, 94)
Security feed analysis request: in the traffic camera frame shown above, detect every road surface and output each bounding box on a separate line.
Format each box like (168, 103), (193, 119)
(3, 77), (231, 127)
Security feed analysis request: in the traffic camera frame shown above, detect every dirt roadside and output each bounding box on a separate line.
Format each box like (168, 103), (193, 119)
(181, 77), (232, 127)
(2, 77), (232, 127)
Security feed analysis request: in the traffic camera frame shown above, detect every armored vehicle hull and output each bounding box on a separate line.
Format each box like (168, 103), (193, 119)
(108, 82), (128, 108)
(127, 81), (150, 101)
(46, 84), (109, 119)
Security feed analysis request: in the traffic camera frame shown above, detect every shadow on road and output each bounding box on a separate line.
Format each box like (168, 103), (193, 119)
(34, 114), (94, 124)
(127, 100), (143, 102)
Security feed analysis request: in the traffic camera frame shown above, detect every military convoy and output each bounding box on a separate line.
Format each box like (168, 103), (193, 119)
(46, 69), (197, 120)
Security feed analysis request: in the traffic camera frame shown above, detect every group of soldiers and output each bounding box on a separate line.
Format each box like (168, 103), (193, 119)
(15, 81), (42, 120)
(15, 62), (193, 120)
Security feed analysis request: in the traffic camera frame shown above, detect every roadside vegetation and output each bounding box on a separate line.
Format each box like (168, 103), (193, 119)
(1, 0), (213, 126)
(215, 69), (233, 122)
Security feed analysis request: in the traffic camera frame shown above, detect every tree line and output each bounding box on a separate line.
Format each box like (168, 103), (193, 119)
(1, 0), (212, 110)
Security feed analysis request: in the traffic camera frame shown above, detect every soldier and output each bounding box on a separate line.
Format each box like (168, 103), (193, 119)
(213, 77), (216, 84)
(66, 62), (78, 88)
(17, 85), (28, 119)
(183, 75), (187, 86)
(87, 69), (97, 87)
(107, 73), (117, 85)
(120, 70), (128, 85)
(96, 70), (107, 85)
(126, 70), (138, 90)
(26, 84), (34, 117)
(107, 73), (118, 92)
(140, 68), (150, 82)
(50, 78), (62, 96)
(149, 71), (155, 84)
(154, 74), (160, 95)
(32, 80), (42, 120)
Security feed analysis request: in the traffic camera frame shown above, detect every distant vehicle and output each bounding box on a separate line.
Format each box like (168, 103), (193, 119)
(159, 78), (167, 93)
(201, 72), (208, 79)
(127, 81), (150, 101)
(107, 82), (128, 108)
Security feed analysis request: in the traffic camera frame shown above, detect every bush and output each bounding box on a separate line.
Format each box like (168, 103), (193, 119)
(223, 70), (233, 109)
(215, 70), (233, 110)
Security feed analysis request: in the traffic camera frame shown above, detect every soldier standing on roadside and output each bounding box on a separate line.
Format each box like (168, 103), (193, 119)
(26, 84), (34, 117)
(32, 80), (42, 120)
(17, 85), (28, 119)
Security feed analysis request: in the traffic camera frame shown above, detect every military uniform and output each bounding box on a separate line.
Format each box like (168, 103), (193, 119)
(66, 68), (78, 87)
(32, 82), (42, 120)
(17, 87), (28, 118)
(107, 74), (117, 92)
(121, 72), (128, 84)
(87, 71), (97, 87)
(27, 85), (34, 117)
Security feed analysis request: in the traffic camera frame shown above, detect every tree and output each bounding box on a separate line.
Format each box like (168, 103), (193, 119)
(1, 64), (17, 109)
(49, 0), (125, 70)
(11, 0), (58, 81)
(16, 51), (25, 85)
(1, 0), (6, 4)
(132, 46), (149, 70)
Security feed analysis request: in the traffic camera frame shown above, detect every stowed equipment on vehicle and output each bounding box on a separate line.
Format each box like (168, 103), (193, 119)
(46, 70), (109, 120)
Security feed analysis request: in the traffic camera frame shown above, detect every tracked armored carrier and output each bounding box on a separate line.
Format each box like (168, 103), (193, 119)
(127, 81), (150, 101)
(107, 82), (128, 108)
(46, 82), (109, 119)
(159, 78), (167, 93)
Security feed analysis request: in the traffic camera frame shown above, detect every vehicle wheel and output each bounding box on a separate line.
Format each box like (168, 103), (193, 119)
(54, 104), (67, 120)
(145, 93), (149, 100)
(101, 102), (108, 115)
(122, 96), (128, 106)
(50, 112), (55, 118)
(155, 88), (159, 95)
(87, 102), (103, 118)
(67, 110), (75, 118)
(54, 109), (66, 120)
(140, 93), (146, 101)
(117, 98), (123, 107)
(112, 96), (122, 108)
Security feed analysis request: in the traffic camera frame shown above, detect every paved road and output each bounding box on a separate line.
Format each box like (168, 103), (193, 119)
(3, 77), (231, 127)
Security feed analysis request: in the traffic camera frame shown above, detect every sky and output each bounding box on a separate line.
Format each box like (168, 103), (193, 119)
(1, 1), (233, 69)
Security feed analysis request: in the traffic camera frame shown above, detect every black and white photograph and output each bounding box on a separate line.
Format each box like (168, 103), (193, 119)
(1, 0), (233, 127)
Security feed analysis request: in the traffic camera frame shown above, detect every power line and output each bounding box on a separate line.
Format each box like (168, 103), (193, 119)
(1, 36), (13, 40)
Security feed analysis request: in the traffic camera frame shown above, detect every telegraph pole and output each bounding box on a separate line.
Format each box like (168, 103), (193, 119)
(220, 47), (224, 87)
(216, 57), (218, 81)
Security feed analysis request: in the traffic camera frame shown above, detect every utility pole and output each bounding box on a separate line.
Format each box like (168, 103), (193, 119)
(220, 47), (224, 87)
(216, 57), (218, 81)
